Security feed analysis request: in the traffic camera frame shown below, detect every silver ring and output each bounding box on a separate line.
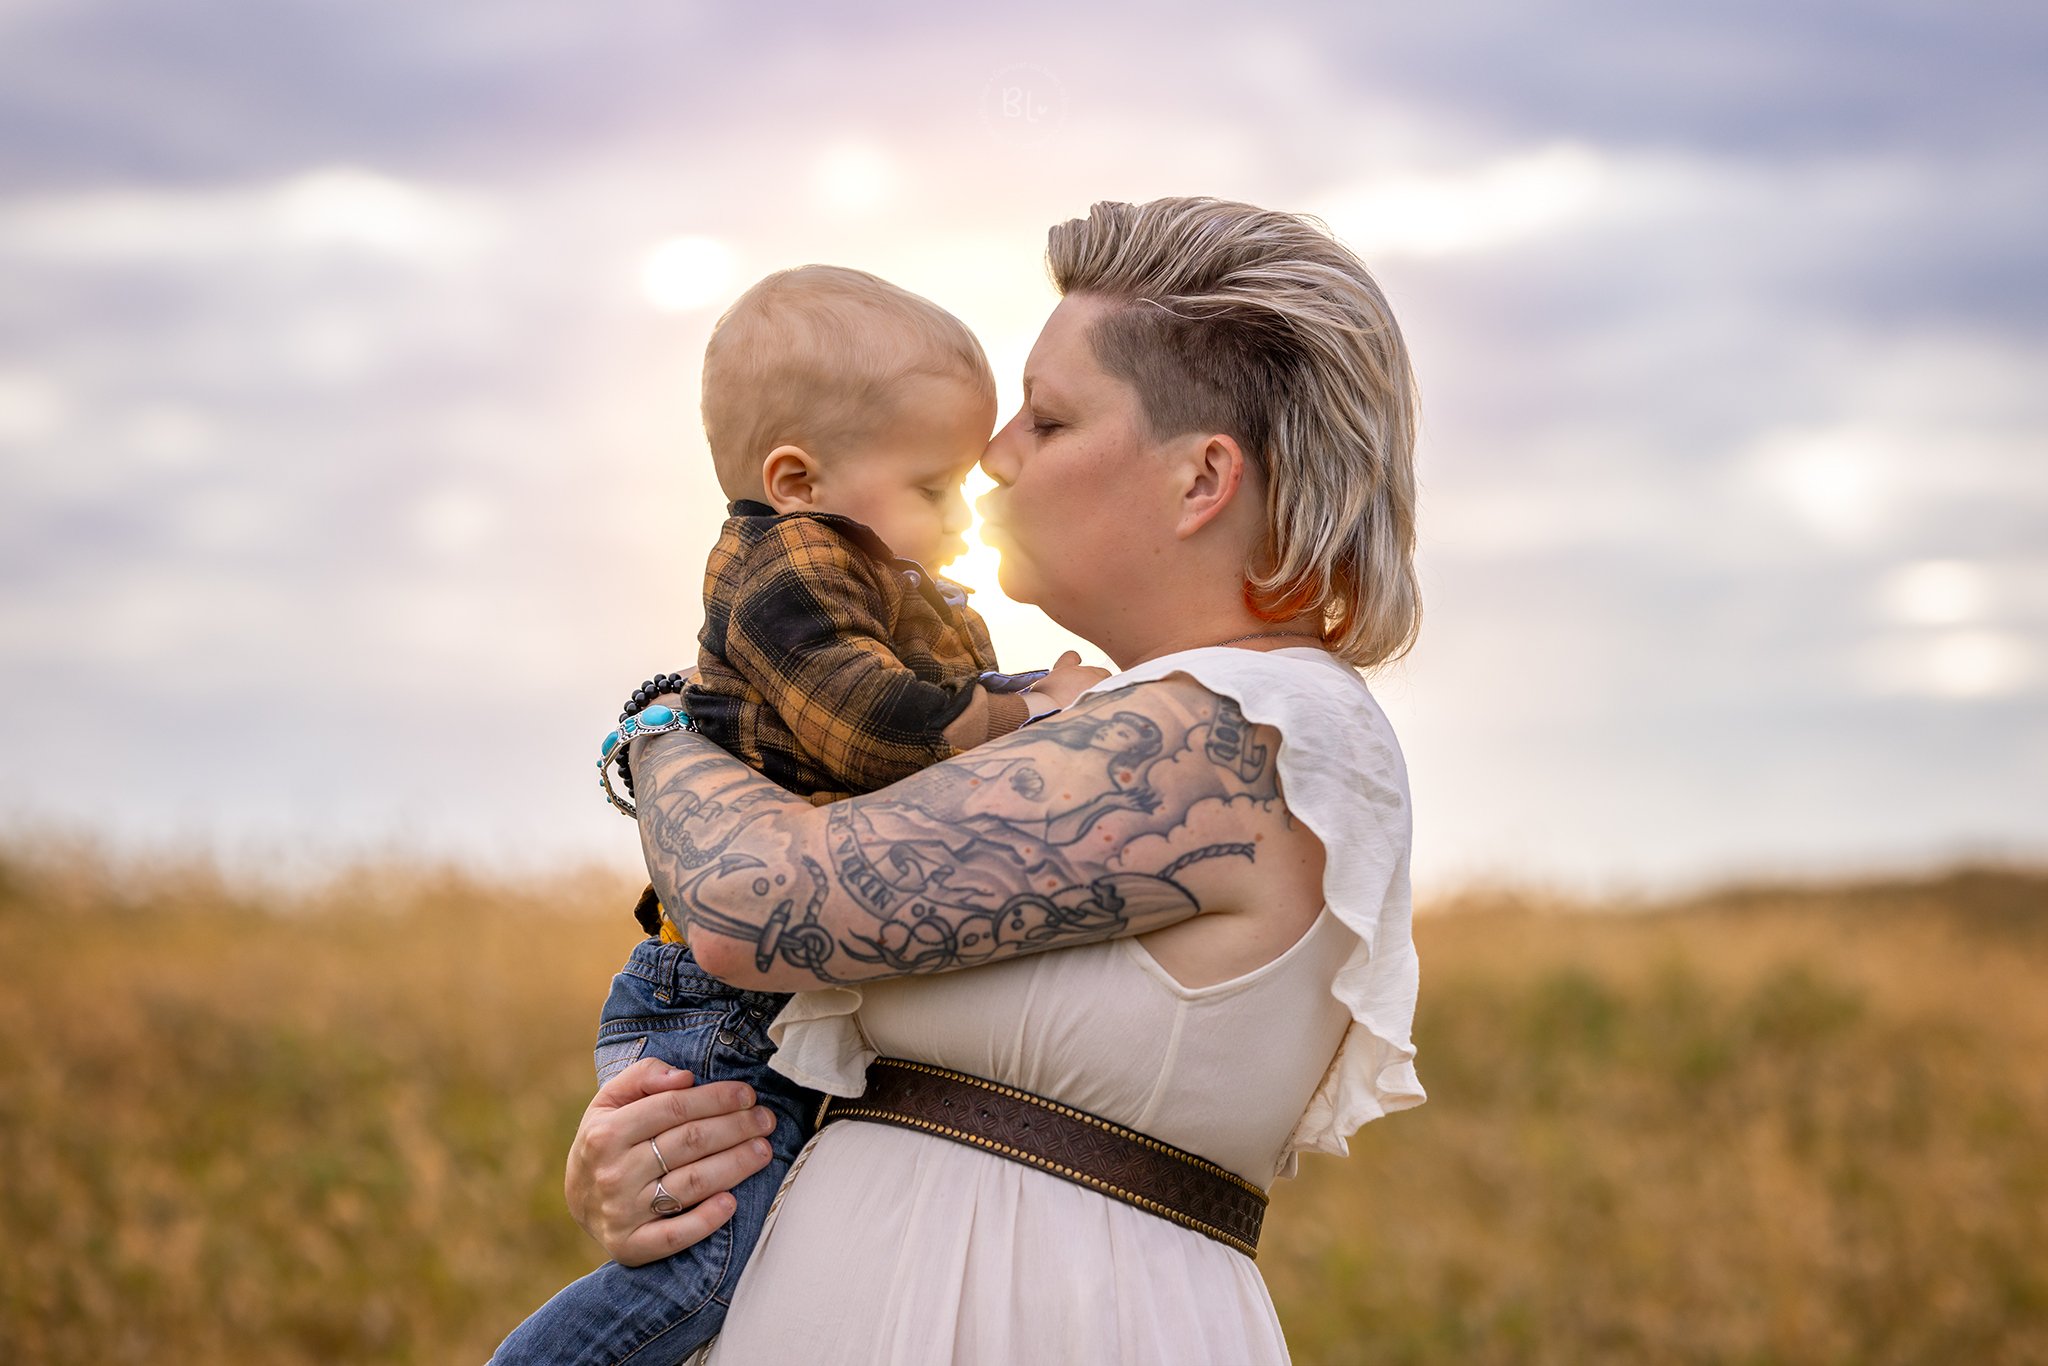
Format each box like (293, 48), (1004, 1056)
(649, 1137), (670, 1175)
(650, 1179), (683, 1217)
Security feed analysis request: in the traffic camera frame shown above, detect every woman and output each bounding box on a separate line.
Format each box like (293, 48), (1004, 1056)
(566, 197), (1426, 1363)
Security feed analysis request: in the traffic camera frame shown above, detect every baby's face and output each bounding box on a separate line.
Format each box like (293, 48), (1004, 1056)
(811, 373), (996, 570)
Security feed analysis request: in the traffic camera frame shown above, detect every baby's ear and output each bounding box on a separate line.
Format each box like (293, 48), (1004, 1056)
(761, 445), (822, 512)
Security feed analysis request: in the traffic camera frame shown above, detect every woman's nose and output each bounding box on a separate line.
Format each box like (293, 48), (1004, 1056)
(980, 409), (1027, 487)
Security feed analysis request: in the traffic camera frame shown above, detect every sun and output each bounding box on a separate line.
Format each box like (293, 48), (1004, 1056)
(940, 466), (1005, 595)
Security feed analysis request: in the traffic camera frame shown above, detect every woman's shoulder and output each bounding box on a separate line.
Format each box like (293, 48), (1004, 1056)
(1085, 646), (1409, 842)
(1084, 649), (1398, 761)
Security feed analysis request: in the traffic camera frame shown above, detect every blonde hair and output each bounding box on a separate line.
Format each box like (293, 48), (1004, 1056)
(701, 265), (995, 500)
(1046, 198), (1420, 669)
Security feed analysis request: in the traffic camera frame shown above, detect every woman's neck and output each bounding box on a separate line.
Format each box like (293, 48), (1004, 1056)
(1105, 617), (1326, 671)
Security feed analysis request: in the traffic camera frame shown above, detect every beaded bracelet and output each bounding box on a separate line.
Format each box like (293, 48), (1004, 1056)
(620, 672), (691, 724)
(598, 672), (697, 817)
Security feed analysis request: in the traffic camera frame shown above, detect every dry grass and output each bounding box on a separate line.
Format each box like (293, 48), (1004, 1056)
(1267, 872), (2048, 1366)
(1, 848), (2043, 1365)
(0, 849), (641, 1365)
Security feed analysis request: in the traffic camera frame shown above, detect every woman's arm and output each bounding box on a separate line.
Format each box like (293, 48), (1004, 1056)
(631, 676), (1306, 991)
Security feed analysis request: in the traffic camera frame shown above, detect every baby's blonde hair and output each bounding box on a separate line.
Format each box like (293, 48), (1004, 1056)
(1047, 198), (1421, 669)
(701, 265), (996, 500)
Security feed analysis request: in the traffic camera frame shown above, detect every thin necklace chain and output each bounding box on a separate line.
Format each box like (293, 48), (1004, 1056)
(1205, 630), (1325, 649)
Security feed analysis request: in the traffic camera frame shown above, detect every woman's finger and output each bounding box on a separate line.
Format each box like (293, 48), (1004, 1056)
(616, 1190), (740, 1268)
(652, 1101), (776, 1172)
(592, 1057), (697, 1112)
(1054, 650), (1081, 668)
(643, 1122), (770, 1204)
(617, 1136), (776, 1267)
(608, 1078), (762, 1148)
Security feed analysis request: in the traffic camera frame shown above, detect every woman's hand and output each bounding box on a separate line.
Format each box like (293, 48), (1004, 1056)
(564, 1056), (778, 1267)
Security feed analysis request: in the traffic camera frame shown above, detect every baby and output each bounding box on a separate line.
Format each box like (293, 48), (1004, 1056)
(490, 266), (1103, 1366)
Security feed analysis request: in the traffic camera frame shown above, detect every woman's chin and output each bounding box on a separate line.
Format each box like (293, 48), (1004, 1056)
(993, 562), (1038, 605)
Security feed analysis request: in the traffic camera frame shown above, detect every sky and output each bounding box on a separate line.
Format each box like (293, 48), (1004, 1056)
(2, 0), (2044, 893)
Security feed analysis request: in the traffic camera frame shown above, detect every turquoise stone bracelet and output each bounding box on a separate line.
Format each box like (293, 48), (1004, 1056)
(598, 703), (697, 817)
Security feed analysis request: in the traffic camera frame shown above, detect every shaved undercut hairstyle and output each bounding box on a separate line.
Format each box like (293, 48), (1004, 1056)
(701, 265), (996, 501)
(1046, 198), (1421, 669)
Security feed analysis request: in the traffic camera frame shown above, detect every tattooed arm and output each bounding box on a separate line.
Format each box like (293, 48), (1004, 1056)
(631, 678), (1312, 992)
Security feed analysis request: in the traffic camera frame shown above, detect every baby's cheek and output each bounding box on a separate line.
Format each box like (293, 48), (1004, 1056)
(863, 497), (928, 560)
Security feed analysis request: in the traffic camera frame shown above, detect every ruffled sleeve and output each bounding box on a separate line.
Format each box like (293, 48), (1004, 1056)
(1279, 895), (1426, 1175)
(767, 986), (874, 1096)
(1076, 647), (1428, 1175)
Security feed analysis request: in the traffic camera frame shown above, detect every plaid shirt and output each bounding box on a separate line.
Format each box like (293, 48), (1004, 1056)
(682, 500), (1016, 804)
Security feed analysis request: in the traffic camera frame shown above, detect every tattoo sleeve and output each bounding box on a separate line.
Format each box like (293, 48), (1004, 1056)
(632, 680), (1290, 990)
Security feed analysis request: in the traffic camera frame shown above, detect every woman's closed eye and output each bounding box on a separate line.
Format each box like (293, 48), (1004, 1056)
(1025, 406), (1065, 436)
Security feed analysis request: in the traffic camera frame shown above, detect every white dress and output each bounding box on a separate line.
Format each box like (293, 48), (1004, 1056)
(706, 648), (1425, 1365)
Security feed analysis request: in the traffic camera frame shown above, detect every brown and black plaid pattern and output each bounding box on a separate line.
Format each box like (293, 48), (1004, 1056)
(682, 501), (1002, 803)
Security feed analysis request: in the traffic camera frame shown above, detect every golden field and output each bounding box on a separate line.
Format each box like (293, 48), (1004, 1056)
(1, 848), (2043, 1365)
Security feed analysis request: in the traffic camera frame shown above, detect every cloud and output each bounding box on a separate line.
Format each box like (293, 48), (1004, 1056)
(1857, 629), (2038, 700)
(0, 168), (498, 265)
(0, 370), (67, 442)
(1736, 412), (2048, 550)
(1880, 560), (1992, 626)
(639, 235), (737, 313)
(813, 144), (899, 217)
(0, 0), (2043, 888)
(1313, 144), (1607, 259)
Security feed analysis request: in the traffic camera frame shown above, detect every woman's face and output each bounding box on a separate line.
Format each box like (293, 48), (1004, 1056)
(977, 294), (1182, 637)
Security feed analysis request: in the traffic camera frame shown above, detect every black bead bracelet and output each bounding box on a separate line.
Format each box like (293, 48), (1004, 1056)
(621, 672), (691, 723)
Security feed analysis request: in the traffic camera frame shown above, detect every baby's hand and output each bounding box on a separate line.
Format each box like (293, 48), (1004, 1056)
(1028, 650), (1111, 710)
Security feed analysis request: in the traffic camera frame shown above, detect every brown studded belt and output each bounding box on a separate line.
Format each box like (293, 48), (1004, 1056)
(817, 1057), (1268, 1258)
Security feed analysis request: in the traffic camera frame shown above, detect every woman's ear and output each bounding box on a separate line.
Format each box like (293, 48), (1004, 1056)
(761, 445), (823, 513)
(1173, 433), (1248, 540)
